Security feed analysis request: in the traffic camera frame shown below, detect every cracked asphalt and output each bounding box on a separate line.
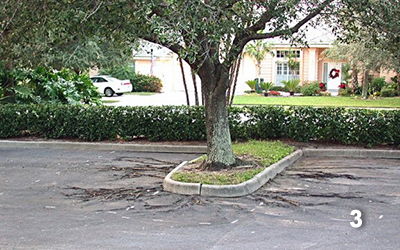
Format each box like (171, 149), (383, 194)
(0, 147), (399, 249)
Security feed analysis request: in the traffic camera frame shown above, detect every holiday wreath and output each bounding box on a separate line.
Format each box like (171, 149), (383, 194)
(329, 68), (340, 79)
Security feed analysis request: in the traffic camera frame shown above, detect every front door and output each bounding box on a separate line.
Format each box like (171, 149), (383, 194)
(325, 62), (342, 90)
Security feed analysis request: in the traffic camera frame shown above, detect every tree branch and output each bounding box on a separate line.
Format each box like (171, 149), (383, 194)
(231, 0), (334, 62)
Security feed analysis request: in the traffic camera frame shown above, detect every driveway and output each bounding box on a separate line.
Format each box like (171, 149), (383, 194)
(103, 91), (201, 107)
(1, 147), (399, 249)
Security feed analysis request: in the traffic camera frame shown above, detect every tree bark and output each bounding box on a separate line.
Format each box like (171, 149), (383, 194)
(397, 71), (400, 95)
(230, 55), (242, 106)
(226, 59), (237, 106)
(351, 65), (358, 94)
(3, 61), (15, 98)
(191, 69), (199, 105)
(397, 59), (400, 94)
(179, 58), (190, 106)
(362, 69), (369, 98)
(198, 63), (236, 170)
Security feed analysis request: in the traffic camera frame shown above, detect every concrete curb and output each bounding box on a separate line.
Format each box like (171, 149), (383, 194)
(303, 148), (400, 159)
(162, 161), (201, 195)
(163, 148), (400, 197)
(0, 140), (207, 154)
(163, 150), (303, 197)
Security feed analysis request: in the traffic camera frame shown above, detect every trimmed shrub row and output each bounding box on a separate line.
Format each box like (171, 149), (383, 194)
(0, 104), (399, 146)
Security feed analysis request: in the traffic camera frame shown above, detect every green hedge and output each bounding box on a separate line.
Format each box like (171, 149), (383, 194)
(130, 74), (162, 92)
(0, 104), (399, 146)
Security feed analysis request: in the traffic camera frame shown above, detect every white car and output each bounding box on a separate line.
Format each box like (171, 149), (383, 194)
(90, 75), (132, 97)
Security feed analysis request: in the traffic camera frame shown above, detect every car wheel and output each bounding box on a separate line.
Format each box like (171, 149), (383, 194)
(104, 88), (114, 97)
(116, 93), (123, 96)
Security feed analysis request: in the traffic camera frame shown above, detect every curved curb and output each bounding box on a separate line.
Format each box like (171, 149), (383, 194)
(163, 148), (400, 197)
(0, 140), (207, 154)
(163, 150), (303, 197)
(162, 161), (201, 195)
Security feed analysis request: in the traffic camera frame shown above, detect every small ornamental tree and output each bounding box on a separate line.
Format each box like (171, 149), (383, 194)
(244, 40), (274, 84)
(338, 0), (400, 94)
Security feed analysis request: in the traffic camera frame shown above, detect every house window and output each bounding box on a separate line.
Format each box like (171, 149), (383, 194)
(276, 50), (300, 58)
(277, 63), (282, 75)
(276, 62), (300, 86)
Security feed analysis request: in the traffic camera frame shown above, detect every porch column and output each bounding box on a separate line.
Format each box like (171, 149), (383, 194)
(308, 49), (317, 82)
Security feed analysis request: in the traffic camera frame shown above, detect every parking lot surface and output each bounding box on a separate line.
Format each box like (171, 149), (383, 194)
(1, 147), (399, 249)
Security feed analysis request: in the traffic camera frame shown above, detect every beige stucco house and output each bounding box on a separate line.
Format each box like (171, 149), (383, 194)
(129, 31), (395, 94)
(238, 42), (347, 92)
(132, 43), (202, 93)
(132, 38), (349, 94)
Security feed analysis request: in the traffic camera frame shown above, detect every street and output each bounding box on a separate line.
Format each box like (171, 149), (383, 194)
(0, 147), (399, 249)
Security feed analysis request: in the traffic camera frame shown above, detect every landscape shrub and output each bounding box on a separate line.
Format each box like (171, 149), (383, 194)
(1, 66), (101, 105)
(268, 91), (281, 96)
(301, 82), (319, 96)
(130, 74), (163, 92)
(260, 82), (274, 92)
(242, 106), (288, 139)
(0, 104), (399, 146)
(269, 85), (301, 93)
(270, 86), (285, 92)
(245, 80), (257, 91)
(391, 75), (398, 84)
(380, 83), (398, 97)
(370, 77), (387, 94)
(338, 88), (352, 96)
(380, 87), (396, 97)
(100, 65), (163, 93)
(282, 79), (300, 94)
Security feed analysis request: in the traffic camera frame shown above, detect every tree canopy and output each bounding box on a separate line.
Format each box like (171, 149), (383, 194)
(0, 1), (133, 71)
(2, 0), (348, 170)
(337, 0), (400, 91)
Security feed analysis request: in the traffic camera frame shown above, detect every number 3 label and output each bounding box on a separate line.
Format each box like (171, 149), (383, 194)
(350, 210), (363, 228)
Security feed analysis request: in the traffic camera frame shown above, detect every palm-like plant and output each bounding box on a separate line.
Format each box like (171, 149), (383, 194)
(282, 79), (300, 95)
(245, 80), (257, 91)
(260, 81), (274, 92)
(244, 40), (274, 83)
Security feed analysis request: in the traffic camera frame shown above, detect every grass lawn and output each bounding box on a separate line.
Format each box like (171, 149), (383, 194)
(233, 94), (400, 108)
(171, 140), (294, 185)
(102, 100), (119, 104)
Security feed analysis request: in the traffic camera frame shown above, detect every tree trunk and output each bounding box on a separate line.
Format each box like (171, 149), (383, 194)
(191, 69), (199, 105)
(3, 61), (15, 98)
(351, 65), (358, 94)
(397, 71), (400, 95)
(230, 55), (242, 106)
(226, 59), (237, 105)
(362, 69), (369, 98)
(73, 67), (81, 75)
(179, 58), (190, 106)
(198, 64), (236, 170)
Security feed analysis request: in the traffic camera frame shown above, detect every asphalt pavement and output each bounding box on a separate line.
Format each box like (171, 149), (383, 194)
(1, 147), (399, 249)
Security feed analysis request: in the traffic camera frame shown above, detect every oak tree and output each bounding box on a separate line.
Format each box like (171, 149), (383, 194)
(3, 0), (338, 170)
